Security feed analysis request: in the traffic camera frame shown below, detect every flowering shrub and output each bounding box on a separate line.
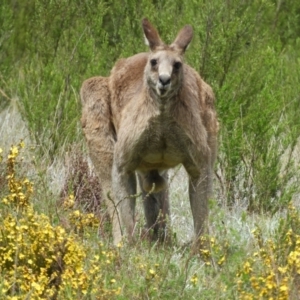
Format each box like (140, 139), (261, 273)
(199, 236), (228, 268)
(2, 141), (33, 208)
(62, 193), (100, 235)
(0, 143), (120, 299)
(2, 142), (300, 299)
(236, 205), (300, 299)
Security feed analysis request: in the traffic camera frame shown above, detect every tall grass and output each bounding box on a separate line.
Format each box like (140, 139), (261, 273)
(1, 0), (299, 210)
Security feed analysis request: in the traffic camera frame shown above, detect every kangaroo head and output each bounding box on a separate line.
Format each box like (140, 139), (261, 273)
(142, 18), (193, 99)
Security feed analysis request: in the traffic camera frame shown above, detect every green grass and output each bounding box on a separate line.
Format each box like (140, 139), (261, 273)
(0, 120), (300, 299)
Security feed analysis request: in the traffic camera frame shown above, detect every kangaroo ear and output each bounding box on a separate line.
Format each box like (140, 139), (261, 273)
(171, 25), (193, 54)
(142, 18), (164, 51)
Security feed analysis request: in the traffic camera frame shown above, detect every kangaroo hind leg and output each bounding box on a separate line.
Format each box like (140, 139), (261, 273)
(138, 171), (170, 242)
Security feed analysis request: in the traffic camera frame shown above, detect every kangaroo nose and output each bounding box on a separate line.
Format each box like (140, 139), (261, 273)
(159, 74), (171, 86)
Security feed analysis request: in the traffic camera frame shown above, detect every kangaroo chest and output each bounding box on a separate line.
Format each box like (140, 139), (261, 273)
(133, 112), (192, 171)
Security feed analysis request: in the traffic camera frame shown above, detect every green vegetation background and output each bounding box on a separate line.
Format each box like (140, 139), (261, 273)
(1, 0), (300, 299)
(1, 0), (300, 211)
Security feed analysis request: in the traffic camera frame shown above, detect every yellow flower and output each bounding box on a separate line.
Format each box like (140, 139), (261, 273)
(218, 255), (226, 266)
(243, 261), (252, 274)
(19, 253), (25, 259)
(279, 285), (288, 292)
(31, 282), (41, 291)
(149, 269), (155, 275)
(73, 210), (81, 217)
(278, 266), (288, 274)
(11, 146), (18, 156)
(190, 273), (198, 286)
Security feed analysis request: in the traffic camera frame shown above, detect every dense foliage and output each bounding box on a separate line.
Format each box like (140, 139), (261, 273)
(1, 0), (299, 211)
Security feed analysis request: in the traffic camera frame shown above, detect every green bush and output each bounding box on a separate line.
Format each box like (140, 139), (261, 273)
(1, 0), (300, 211)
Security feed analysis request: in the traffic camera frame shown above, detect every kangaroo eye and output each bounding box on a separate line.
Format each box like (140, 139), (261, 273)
(174, 61), (182, 70)
(150, 59), (157, 67)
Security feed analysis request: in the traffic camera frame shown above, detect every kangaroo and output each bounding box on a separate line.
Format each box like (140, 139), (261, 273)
(80, 18), (218, 248)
